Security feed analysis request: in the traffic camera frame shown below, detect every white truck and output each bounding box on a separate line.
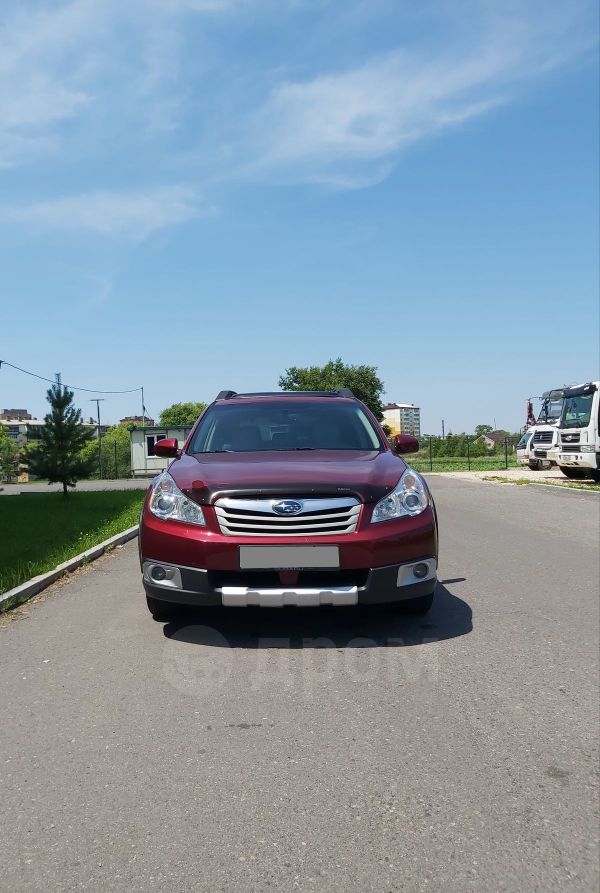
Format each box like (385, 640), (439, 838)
(527, 388), (567, 470)
(557, 382), (600, 481)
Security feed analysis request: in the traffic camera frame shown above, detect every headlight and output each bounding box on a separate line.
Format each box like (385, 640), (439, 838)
(371, 467), (430, 523)
(580, 445), (595, 452)
(148, 472), (206, 526)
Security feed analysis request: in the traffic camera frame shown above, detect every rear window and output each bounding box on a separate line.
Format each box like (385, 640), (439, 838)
(189, 400), (383, 453)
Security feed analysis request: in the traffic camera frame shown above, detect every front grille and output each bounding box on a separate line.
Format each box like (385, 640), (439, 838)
(561, 433), (580, 444)
(533, 431), (553, 444)
(214, 497), (361, 536)
(561, 445), (580, 452)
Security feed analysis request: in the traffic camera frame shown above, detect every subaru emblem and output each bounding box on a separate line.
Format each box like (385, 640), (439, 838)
(272, 499), (303, 515)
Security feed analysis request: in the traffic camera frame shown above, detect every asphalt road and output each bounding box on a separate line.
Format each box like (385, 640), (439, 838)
(1, 478), (598, 892)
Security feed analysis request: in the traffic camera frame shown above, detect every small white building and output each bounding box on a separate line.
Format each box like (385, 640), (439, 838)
(129, 426), (193, 477)
(382, 403), (421, 436)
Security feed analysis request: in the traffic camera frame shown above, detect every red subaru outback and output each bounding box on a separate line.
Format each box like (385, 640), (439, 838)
(139, 390), (438, 620)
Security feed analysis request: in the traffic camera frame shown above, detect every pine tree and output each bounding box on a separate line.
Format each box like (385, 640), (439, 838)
(27, 384), (96, 495)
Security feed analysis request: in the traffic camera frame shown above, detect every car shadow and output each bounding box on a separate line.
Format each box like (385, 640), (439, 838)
(162, 581), (472, 649)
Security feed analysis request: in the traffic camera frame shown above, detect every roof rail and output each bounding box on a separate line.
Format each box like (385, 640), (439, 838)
(214, 389), (355, 400)
(215, 388), (354, 400)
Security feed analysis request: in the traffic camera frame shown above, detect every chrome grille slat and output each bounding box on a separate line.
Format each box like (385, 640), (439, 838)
(215, 496), (360, 537)
(215, 507), (360, 523)
(222, 521), (356, 532)
(222, 528), (357, 537)
(218, 518), (357, 529)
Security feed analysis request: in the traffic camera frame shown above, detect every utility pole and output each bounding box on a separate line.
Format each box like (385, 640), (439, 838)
(90, 398), (105, 479)
(442, 419), (445, 439)
(141, 387), (146, 427)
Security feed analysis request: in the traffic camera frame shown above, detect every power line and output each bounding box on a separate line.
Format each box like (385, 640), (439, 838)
(0, 359), (142, 395)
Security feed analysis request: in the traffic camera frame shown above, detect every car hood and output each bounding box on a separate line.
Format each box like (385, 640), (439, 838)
(170, 450), (407, 505)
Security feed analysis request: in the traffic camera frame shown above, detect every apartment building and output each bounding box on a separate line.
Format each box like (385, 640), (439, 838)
(382, 402), (421, 436)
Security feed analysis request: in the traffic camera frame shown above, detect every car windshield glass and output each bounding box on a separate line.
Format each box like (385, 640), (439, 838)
(517, 433), (530, 449)
(561, 394), (594, 429)
(189, 401), (383, 452)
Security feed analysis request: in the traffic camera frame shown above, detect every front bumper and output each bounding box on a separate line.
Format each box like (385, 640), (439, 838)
(559, 452), (600, 469)
(142, 557), (437, 607)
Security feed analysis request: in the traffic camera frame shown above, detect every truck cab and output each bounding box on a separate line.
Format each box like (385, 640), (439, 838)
(557, 382), (600, 481)
(527, 389), (566, 469)
(516, 429), (535, 468)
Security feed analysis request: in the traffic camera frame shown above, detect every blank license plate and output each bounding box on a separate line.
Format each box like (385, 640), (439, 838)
(239, 545), (340, 570)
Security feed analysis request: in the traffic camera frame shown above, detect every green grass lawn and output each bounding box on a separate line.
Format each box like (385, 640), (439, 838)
(408, 455), (518, 473)
(0, 490), (146, 596)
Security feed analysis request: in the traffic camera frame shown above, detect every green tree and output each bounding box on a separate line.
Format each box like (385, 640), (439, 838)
(0, 427), (20, 482)
(278, 358), (386, 420)
(79, 423), (132, 480)
(474, 424), (493, 438)
(26, 384), (96, 495)
(469, 436), (488, 457)
(159, 402), (207, 426)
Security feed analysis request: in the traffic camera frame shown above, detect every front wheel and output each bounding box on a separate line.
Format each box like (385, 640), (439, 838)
(560, 467), (589, 479)
(528, 460), (541, 470)
(146, 594), (178, 622)
(400, 592), (434, 615)
(590, 469), (600, 483)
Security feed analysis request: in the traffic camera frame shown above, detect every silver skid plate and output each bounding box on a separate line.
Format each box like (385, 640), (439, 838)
(219, 585), (358, 607)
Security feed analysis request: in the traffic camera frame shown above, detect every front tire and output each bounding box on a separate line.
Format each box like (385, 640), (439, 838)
(528, 460), (541, 470)
(146, 594), (178, 622)
(560, 467), (588, 479)
(590, 469), (600, 483)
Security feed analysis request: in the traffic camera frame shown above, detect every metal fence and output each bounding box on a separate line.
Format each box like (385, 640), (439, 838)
(399, 436), (520, 473)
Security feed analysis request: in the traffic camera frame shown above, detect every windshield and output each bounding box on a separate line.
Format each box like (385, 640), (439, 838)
(517, 432), (531, 449)
(561, 394), (594, 429)
(189, 400), (383, 453)
(537, 398), (563, 424)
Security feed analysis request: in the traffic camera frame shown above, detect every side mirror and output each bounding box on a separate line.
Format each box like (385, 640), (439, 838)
(155, 438), (180, 458)
(393, 434), (419, 454)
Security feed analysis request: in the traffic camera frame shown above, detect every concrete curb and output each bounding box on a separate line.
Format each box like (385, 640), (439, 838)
(0, 525), (139, 613)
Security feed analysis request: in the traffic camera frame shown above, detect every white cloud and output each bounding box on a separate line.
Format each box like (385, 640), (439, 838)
(0, 0), (595, 190)
(0, 0), (253, 166)
(244, 3), (597, 186)
(0, 186), (207, 238)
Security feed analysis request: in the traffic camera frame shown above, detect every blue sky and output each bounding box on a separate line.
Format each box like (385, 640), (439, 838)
(0, 0), (598, 433)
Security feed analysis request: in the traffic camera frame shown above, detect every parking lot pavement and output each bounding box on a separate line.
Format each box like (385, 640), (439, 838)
(0, 477), (598, 892)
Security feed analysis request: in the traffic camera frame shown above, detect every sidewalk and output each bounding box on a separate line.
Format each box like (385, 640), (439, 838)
(427, 466), (578, 483)
(0, 478), (151, 496)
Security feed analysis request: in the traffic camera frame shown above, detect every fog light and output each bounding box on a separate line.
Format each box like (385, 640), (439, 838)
(413, 563), (429, 579)
(151, 565), (167, 581)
